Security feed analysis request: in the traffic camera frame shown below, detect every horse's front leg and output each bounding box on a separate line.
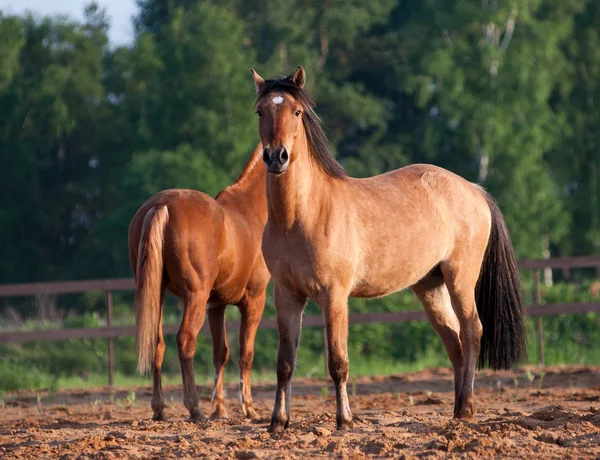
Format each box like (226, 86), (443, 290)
(318, 290), (353, 430)
(268, 284), (307, 433)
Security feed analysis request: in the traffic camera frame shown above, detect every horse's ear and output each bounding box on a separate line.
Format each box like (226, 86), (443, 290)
(251, 69), (266, 95)
(289, 66), (306, 89)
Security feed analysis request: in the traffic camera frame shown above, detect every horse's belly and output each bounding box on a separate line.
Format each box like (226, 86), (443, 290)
(350, 250), (441, 298)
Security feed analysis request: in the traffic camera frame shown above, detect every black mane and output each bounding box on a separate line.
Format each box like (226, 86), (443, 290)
(257, 77), (347, 180)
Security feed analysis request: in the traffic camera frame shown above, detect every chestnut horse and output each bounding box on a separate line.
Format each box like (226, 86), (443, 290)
(128, 144), (269, 421)
(250, 67), (527, 432)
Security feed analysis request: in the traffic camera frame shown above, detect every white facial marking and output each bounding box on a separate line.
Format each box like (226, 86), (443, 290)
(273, 96), (284, 105)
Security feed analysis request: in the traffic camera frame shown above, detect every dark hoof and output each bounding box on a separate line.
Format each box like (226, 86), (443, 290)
(189, 408), (207, 422)
(453, 406), (477, 421)
(267, 418), (288, 433)
(336, 417), (354, 430)
(152, 411), (167, 422)
(453, 413), (477, 422)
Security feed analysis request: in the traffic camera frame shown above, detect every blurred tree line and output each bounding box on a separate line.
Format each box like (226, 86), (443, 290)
(0, 0), (599, 283)
(1, 0), (600, 388)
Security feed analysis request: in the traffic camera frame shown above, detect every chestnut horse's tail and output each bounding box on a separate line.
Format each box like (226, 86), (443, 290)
(475, 192), (527, 370)
(134, 206), (169, 375)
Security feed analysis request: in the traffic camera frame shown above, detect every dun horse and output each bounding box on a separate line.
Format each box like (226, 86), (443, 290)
(128, 144), (269, 421)
(250, 67), (527, 432)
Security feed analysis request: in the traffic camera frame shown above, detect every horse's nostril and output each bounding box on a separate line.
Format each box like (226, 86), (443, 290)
(281, 149), (289, 162)
(262, 149), (270, 163)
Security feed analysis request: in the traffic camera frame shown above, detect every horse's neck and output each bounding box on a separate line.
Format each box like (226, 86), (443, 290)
(266, 147), (329, 231)
(217, 145), (267, 223)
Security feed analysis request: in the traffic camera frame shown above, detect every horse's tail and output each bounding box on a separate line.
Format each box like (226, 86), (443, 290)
(475, 192), (527, 370)
(134, 205), (169, 375)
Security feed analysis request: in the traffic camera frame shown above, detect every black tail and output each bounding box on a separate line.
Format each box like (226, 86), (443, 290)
(475, 192), (527, 370)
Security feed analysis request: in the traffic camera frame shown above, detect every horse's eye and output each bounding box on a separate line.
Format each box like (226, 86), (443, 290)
(295, 110), (302, 117)
(256, 110), (262, 118)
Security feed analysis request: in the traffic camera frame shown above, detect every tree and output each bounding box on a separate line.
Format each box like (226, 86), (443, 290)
(0, 7), (109, 282)
(0, 14), (24, 90)
(351, 0), (582, 257)
(75, 145), (230, 277)
(549, 0), (600, 257)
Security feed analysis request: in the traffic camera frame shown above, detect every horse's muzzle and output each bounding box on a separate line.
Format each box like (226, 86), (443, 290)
(263, 146), (289, 175)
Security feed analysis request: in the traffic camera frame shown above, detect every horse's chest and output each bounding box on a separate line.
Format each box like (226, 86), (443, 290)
(263, 235), (311, 281)
(262, 230), (351, 297)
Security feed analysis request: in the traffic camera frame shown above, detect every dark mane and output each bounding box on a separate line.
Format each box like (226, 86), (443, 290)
(257, 78), (347, 180)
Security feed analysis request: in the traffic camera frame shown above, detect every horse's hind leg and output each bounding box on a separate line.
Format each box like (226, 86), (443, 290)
(411, 269), (464, 410)
(238, 291), (266, 419)
(440, 258), (484, 420)
(151, 287), (167, 421)
(207, 302), (229, 418)
(177, 290), (210, 421)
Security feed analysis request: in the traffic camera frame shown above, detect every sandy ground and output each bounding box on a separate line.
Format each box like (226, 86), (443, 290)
(1, 365), (599, 459)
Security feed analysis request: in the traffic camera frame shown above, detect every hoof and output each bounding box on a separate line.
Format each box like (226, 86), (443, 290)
(267, 418), (288, 433)
(453, 407), (477, 421)
(210, 406), (229, 420)
(189, 408), (207, 422)
(336, 417), (354, 431)
(152, 411), (167, 422)
(243, 406), (260, 420)
(453, 413), (477, 422)
(454, 400), (476, 421)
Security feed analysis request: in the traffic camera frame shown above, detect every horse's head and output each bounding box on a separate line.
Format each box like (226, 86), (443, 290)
(251, 66), (307, 175)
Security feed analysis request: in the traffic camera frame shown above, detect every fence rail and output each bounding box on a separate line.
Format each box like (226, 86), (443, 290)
(0, 255), (599, 385)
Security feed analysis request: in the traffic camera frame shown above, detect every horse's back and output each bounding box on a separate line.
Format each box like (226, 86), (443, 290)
(356, 163), (489, 223)
(346, 164), (491, 296)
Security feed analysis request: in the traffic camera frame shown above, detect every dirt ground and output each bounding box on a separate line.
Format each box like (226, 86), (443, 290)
(1, 365), (599, 459)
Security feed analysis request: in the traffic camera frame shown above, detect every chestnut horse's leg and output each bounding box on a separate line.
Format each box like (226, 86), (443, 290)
(177, 291), (209, 421)
(207, 302), (229, 418)
(238, 292), (266, 419)
(318, 291), (353, 430)
(441, 260), (483, 420)
(268, 284), (307, 433)
(411, 270), (464, 412)
(151, 288), (167, 421)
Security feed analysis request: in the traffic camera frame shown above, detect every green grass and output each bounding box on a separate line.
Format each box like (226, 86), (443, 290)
(2, 336), (600, 395)
(0, 353), (452, 395)
(0, 352), (453, 394)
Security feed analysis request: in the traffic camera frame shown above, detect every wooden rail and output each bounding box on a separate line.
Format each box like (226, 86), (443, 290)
(0, 255), (599, 385)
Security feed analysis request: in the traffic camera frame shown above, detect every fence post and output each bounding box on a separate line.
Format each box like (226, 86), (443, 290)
(106, 290), (115, 387)
(534, 270), (544, 367)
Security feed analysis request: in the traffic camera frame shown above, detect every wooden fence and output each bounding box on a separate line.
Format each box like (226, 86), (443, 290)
(0, 255), (599, 386)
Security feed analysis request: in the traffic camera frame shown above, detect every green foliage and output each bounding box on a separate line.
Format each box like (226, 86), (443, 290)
(0, 361), (47, 392)
(0, 0), (600, 391)
(0, 14), (24, 90)
(1, 0), (598, 283)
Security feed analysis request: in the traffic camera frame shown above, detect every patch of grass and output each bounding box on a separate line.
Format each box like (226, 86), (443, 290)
(0, 361), (55, 392)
